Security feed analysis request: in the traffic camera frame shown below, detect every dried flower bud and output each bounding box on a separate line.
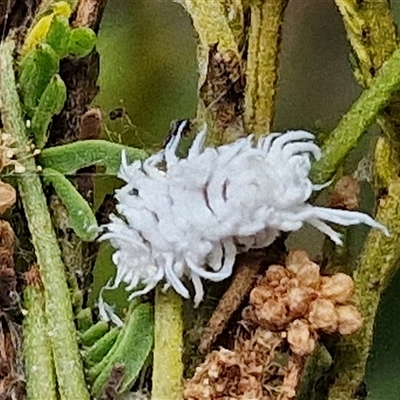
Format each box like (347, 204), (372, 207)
(249, 286), (274, 308)
(287, 257), (321, 289)
(298, 263), (321, 288)
(287, 287), (313, 318)
(336, 305), (363, 335)
(286, 250), (310, 271)
(256, 299), (289, 329)
(0, 181), (16, 214)
(308, 299), (338, 333)
(320, 273), (354, 304)
(264, 264), (290, 287)
(287, 320), (315, 356)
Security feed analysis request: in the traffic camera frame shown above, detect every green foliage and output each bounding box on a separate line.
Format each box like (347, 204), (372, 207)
(31, 74), (67, 149)
(18, 12), (96, 149)
(39, 140), (148, 175)
(81, 321), (110, 347)
(76, 308), (94, 332)
(84, 327), (120, 365)
(89, 302), (154, 397)
(18, 44), (59, 112)
(68, 27), (97, 58)
(42, 168), (99, 241)
(44, 16), (71, 57)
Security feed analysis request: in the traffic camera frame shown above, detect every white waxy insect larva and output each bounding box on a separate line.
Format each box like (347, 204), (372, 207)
(100, 125), (388, 307)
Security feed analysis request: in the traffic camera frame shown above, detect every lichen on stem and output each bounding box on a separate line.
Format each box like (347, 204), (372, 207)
(0, 39), (89, 400)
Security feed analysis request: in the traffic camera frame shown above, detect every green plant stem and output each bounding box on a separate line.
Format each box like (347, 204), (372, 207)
(23, 272), (57, 400)
(152, 287), (184, 400)
(310, 46), (400, 184)
(334, 0), (400, 156)
(244, 0), (288, 136)
(334, 0), (397, 88)
(180, 0), (243, 145)
(328, 178), (400, 399)
(0, 39), (90, 400)
(182, 0), (239, 54)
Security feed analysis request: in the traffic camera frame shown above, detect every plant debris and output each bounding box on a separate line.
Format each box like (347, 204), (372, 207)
(327, 176), (360, 210)
(0, 220), (24, 399)
(185, 250), (363, 399)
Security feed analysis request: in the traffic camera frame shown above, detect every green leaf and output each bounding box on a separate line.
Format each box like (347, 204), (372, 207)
(19, 44), (59, 113)
(83, 327), (120, 366)
(39, 140), (148, 175)
(42, 168), (99, 241)
(80, 321), (110, 347)
(31, 74), (66, 149)
(90, 303), (154, 397)
(44, 16), (71, 57)
(67, 27), (96, 58)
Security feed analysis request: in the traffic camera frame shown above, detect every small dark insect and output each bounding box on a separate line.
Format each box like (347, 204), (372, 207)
(109, 107), (127, 121)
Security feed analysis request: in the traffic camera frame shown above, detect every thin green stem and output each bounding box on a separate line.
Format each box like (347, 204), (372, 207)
(244, 0), (288, 136)
(0, 39), (89, 400)
(182, 0), (239, 54)
(311, 46), (400, 184)
(23, 269), (57, 400)
(328, 178), (400, 399)
(152, 287), (184, 400)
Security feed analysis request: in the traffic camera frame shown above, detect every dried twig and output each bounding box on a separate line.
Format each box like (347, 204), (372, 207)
(199, 252), (265, 354)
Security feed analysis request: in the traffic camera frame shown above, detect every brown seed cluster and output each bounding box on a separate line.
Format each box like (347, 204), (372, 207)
(245, 250), (363, 356)
(185, 251), (363, 400)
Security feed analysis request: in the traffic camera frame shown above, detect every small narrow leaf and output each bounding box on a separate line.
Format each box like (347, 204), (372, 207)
(39, 140), (148, 175)
(44, 16), (71, 57)
(90, 303), (154, 397)
(19, 44), (59, 113)
(42, 168), (99, 241)
(20, 0), (72, 56)
(83, 327), (120, 366)
(86, 300), (140, 383)
(80, 321), (110, 347)
(68, 27), (96, 58)
(31, 74), (67, 149)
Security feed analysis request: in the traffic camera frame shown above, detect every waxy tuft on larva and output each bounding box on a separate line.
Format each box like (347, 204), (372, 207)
(101, 126), (388, 306)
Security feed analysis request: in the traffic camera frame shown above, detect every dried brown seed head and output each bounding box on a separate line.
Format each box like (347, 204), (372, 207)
(308, 299), (338, 333)
(0, 182), (16, 215)
(256, 298), (289, 330)
(287, 319), (316, 356)
(263, 264), (290, 287)
(286, 249), (310, 270)
(320, 273), (354, 304)
(336, 305), (363, 335)
(286, 287), (313, 319)
(287, 255), (320, 289)
(249, 286), (274, 308)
